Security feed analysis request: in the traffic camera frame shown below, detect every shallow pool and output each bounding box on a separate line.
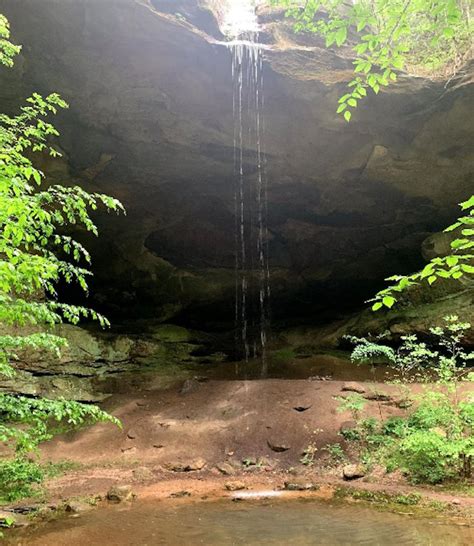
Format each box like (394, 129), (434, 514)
(7, 498), (474, 546)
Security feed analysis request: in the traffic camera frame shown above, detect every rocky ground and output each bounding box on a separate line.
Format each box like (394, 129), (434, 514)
(2, 376), (473, 532)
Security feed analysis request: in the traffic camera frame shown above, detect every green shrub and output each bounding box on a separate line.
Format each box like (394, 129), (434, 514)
(0, 459), (44, 502)
(343, 316), (474, 484)
(393, 430), (457, 484)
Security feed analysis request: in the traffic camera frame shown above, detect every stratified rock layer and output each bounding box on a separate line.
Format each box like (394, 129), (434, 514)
(1, 0), (473, 327)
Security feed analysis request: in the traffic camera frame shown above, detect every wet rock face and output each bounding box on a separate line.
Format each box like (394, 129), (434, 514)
(0, 323), (210, 401)
(1, 0), (473, 326)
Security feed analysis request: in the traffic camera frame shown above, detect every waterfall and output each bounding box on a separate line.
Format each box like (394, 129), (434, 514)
(225, 3), (270, 376)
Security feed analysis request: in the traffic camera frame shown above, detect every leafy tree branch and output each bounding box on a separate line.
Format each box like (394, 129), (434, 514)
(370, 196), (474, 310)
(0, 13), (124, 500)
(272, 0), (473, 120)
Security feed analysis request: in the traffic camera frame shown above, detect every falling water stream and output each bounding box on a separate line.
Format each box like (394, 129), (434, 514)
(224, 1), (270, 376)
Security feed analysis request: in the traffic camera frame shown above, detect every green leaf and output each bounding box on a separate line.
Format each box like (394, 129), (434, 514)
(335, 26), (347, 46)
(372, 301), (383, 311)
(460, 196), (474, 210)
(443, 27), (454, 38)
(344, 110), (352, 122)
(444, 221), (461, 232)
(32, 170), (42, 184)
(338, 94), (351, 104)
(382, 296), (395, 308)
(446, 256), (458, 267)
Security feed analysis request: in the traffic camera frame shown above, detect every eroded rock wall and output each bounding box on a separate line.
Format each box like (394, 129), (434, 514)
(0, 0), (472, 328)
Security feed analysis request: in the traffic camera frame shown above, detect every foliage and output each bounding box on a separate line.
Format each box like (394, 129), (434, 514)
(336, 392), (367, 420)
(273, 3), (473, 305)
(339, 487), (421, 506)
(299, 442), (318, 466)
(346, 315), (473, 380)
(0, 13), (123, 502)
(0, 459), (44, 502)
(371, 196), (474, 310)
(0, 14), (21, 68)
(342, 317), (474, 483)
(272, 0), (473, 120)
(322, 442), (346, 463)
(345, 332), (396, 365)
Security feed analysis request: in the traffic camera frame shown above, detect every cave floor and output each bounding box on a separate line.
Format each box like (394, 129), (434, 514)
(29, 377), (474, 518)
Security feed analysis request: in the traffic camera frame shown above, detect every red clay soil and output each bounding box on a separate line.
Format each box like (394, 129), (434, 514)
(31, 378), (474, 517)
(42, 379), (405, 465)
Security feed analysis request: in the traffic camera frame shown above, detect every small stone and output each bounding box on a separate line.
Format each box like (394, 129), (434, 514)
(121, 446), (137, 454)
(242, 457), (257, 466)
(64, 501), (93, 514)
(341, 382), (366, 394)
(342, 464), (366, 480)
(127, 429), (137, 440)
(153, 443), (165, 449)
(267, 440), (291, 452)
(395, 398), (413, 409)
(106, 484), (133, 502)
(165, 458), (206, 472)
(216, 462), (236, 476)
(225, 481), (246, 491)
(364, 391), (392, 402)
(284, 479), (318, 491)
(259, 457), (277, 470)
(228, 458), (241, 469)
(180, 378), (200, 395)
(451, 498), (461, 506)
(132, 467), (154, 482)
(186, 458), (206, 471)
(169, 490), (191, 498)
(339, 420), (358, 433)
(157, 422), (171, 429)
(0, 510), (17, 527)
(35, 506), (55, 519)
